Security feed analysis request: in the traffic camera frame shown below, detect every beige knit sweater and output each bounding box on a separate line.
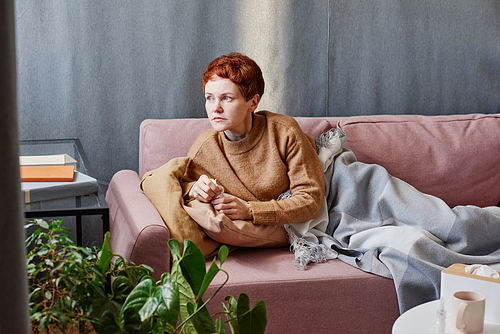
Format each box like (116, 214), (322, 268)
(182, 110), (325, 226)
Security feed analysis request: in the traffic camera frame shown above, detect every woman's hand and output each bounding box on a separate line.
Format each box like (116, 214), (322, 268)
(188, 175), (222, 202)
(212, 194), (253, 220)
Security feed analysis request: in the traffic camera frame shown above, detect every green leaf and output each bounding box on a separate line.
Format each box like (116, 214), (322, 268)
(172, 265), (197, 334)
(111, 276), (134, 304)
(157, 273), (180, 328)
(152, 320), (164, 334)
(99, 310), (121, 334)
(186, 301), (195, 315)
(168, 239), (181, 259)
(121, 278), (161, 322)
(112, 257), (124, 271)
(218, 245), (229, 266)
(121, 307), (143, 334)
(237, 294), (267, 334)
(236, 293), (250, 316)
(223, 296), (239, 334)
(215, 317), (229, 334)
(182, 300), (216, 334)
(197, 258), (220, 300)
(101, 307), (143, 334)
(98, 232), (113, 273)
(190, 300), (216, 334)
(90, 298), (122, 321)
(37, 248), (49, 256)
(39, 315), (50, 331)
(179, 239), (206, 296)
(36, 219), (49, 229)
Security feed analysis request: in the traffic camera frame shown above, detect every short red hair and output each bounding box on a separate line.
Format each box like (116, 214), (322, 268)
(202, 52), (265, 101)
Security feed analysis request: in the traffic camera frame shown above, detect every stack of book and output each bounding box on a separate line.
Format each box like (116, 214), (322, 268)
(20, 154), (99, 203)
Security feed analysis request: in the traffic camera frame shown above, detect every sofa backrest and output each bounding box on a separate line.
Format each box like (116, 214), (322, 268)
(139, 116), (336, 178)
(140, 113), (500, 208)
(336, 113), (500, 208)
(140, 118), (212, 178)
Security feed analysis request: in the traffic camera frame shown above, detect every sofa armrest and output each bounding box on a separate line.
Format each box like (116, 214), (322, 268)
(106, 170), (170, 280)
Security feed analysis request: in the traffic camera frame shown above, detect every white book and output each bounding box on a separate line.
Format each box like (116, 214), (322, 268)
(21, 171), (99, 203)
(20, 154), (77, 167)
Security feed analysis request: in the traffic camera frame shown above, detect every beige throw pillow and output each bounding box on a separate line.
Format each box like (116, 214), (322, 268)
(183, 199), (289, 248)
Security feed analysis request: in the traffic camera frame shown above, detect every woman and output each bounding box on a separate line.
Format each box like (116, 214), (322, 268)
(183, 52), (325, 227)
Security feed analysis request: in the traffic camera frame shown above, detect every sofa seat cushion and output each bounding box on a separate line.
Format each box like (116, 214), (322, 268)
(206, 247), (399, 333)
(336, 113), (500, 208)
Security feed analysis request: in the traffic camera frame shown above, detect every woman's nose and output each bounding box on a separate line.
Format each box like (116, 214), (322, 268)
(213, 100), (223, 113)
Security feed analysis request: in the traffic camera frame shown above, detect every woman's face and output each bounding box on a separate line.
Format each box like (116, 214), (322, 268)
(204, 76), (259, 141)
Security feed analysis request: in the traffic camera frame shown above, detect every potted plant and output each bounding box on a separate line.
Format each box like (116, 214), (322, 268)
(26, 219), (267, 334)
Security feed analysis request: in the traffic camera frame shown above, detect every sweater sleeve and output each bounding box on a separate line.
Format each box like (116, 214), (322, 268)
(181, 129), (218, 200)
(249, 125), (325, 225)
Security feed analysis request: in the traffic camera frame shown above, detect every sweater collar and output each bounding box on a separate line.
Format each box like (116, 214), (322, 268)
(219, 112), (266, 155)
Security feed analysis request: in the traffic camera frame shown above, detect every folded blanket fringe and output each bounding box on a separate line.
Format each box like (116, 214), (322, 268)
(284, 224), (332, 270)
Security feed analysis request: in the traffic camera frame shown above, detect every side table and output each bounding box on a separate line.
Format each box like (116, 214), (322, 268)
(392, 299), (500, 333)
(20, 139), (109, 246)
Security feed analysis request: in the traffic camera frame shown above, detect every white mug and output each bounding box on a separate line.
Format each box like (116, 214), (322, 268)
(451, 291), (486, 333)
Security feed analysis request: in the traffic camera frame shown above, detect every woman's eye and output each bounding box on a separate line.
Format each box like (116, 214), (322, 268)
(206, 96), (213, 101)
(223, 96), (232, 101)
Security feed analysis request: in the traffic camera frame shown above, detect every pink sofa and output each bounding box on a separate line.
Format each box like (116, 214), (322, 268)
(106, 113), (500, 334)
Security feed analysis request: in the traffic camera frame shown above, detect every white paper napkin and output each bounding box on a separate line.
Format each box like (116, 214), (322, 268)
(211, 179), (224, 198)
(465, 264), (500, 278)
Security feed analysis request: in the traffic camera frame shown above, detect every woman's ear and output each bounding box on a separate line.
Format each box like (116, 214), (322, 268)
(249, 94), (260, 112)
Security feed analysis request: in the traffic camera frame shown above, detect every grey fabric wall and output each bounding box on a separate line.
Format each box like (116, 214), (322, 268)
(329, 1), (500, 115)
(15, 0), (500, 188)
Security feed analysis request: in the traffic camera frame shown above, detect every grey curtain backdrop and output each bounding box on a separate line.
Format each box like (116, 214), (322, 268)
(15, 1), (500, 191)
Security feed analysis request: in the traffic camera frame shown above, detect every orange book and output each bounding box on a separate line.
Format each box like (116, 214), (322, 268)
(20, 165), (75, 182)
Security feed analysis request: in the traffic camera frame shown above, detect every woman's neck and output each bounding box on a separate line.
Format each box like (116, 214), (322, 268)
(224, 113), (254, 141)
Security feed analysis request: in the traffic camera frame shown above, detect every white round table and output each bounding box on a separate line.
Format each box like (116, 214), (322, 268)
(392, 300), (500, 334)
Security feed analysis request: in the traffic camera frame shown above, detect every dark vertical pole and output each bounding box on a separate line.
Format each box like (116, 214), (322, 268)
(0, 0), (30, 332)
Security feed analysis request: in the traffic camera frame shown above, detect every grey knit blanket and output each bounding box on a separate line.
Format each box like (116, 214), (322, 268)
(286, 148), (500, 313)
